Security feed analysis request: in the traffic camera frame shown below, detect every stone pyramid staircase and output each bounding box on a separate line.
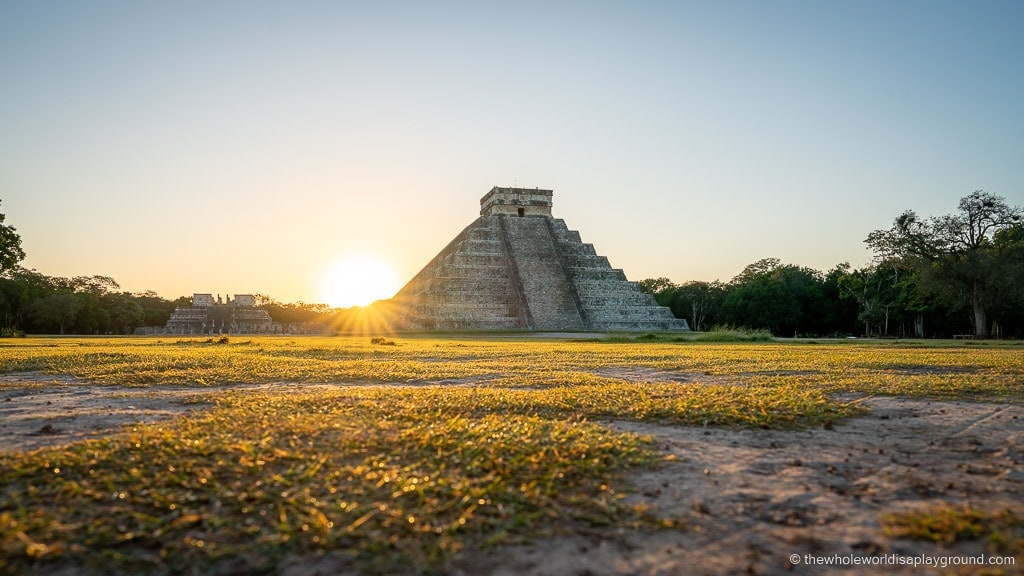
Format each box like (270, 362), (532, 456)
(391, 187), (688, 332)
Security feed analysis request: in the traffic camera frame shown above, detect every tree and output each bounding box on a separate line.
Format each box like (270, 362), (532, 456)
(70, 292), (110, 334)
(637, 277), (676, 306)
(822, 263), (861, 336)
(668, 281), (725, 332)
(837, 262), (907, 336)
(720, 259), (826, 336)
(0, 268), (59, 332)
(866, 191), (1022, 337)
(101, 293), (145, 334)
(70, 275), (120, 295)
(134, 291), (177, 327)
(987, 223), (1024, 337)
(732, 258), (782, 284)
(0, 200), (26, 274)
(30, 294), (81, 335)
(261, 299), (332, 324)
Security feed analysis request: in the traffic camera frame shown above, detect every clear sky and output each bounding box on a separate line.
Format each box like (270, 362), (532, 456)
(2, 1), (1022, 306)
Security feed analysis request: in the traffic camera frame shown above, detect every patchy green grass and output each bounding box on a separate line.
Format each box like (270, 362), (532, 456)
(1, 336), (1021, 399)
(1, 336), (1022, 574)
(883, 503), (1024, 555)
(688, 327), (773, 342)
(1, 386), (660, 575)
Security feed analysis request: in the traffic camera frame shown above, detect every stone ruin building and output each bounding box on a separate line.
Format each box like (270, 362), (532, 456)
(391, 187), (690, 332)
(163, 293), (276, 335)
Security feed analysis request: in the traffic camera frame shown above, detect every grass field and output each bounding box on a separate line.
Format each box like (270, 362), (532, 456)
(1, 335), (1022, 574)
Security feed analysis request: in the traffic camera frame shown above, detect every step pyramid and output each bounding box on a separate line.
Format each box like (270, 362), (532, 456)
(391, 187), (690, 332)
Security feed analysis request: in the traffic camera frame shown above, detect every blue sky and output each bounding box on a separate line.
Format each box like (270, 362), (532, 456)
(2, 1), (1021, 305)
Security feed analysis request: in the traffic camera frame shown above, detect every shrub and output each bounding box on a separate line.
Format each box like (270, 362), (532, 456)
(692, 326), (773, 342)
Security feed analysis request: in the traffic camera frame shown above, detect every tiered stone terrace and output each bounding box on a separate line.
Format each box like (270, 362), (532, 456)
(392, 187), (689, 332)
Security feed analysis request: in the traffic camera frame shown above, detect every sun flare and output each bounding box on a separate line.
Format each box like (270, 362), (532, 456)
(320, 255), (400, 308)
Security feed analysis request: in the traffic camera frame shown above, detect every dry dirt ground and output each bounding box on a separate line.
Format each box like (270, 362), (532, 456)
(2, 373), (1022, 575)
(0, 372), (214, 453)
(450, 398), (1024, 576)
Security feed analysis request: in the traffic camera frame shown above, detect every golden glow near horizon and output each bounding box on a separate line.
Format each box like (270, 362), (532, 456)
(319, 254), (401, 308)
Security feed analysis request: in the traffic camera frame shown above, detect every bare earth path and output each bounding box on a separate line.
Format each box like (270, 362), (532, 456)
(450, 398), (1024, 576)
(2, 374), (1022, 575)
(0, 373), (214, 453)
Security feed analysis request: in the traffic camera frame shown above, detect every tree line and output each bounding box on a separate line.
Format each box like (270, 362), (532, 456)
(1, 192), (1021, 337)
(0, 202), (173, 334)
(640, 191), (1024, 338)
(0, 200), (343, 335)
(0, 265), (342, 336)
(0, 267), (185, 336)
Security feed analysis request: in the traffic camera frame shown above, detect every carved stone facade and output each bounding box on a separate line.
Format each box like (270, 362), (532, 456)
(392, 187), (690, 332)
(164, 294), (276, 335)
(480, 187), (554, 217)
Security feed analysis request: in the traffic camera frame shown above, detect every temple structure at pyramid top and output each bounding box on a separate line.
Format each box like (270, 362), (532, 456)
(391, 187), (689, 332)
(480, 187), (553, 217)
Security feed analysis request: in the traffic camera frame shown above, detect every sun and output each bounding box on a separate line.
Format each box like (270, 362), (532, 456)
(320, 254), (401, 308)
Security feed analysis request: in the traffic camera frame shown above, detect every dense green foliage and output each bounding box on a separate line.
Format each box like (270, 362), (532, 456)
(642, 192), (1024, 338)
(865, 191), (1023, 337)
(0, 270), (179, 336)
(0, 201), (25, 275)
